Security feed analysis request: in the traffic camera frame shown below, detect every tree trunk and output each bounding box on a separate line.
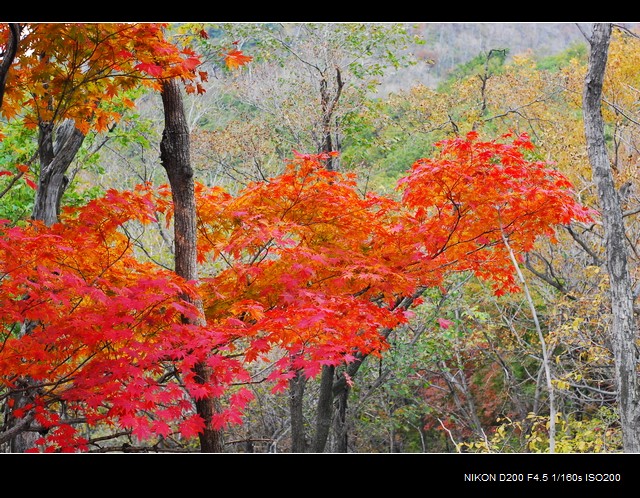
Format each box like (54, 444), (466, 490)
(289, 371), (308, 452)
(311, 365), (335, 452)
(160, 78), (224, 453)
(8, 366), (38, 452)
(583, 22), (640, 452)
(332, 382), (349, 453)
(32, 119), (85, 225)
(318, 68), (343, 171)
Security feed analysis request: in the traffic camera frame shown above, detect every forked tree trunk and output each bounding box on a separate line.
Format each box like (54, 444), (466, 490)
(318, 68), (343, 171)
(2, 37), (85, 448)
(32, 119), (85, 225)
(160, 78), (224, 453)
(583, 22), (640, 452)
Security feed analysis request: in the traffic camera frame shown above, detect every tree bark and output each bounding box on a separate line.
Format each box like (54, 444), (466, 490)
(8, 372), (39, 452)
(32, 119), (85, 225)
(160, 78), (224, 453)
(289, 372), (308, 452)
(311, 365), (335, 452)
(332, 383), (349, 453)
(318, 68), (343, 171)
(583, 22), (640, 452)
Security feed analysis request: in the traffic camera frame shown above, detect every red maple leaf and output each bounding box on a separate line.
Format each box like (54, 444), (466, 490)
(134, 62), (164, 78)
(437, 318), (454, 329)
(179, 414), (205, 438)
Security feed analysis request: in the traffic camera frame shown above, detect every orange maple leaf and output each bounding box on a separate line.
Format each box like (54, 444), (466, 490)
(224, 49), (252, 70)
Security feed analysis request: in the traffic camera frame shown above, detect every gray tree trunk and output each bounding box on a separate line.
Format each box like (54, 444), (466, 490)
(32, 119), (85, 225)
(332, 384), (349, 453)
(8, 371), (39, 452)
(583, 22), (640, 452)
(160, 78), (224, 453)
(311, 365), (335, 452)
(318, 68), (342, 171)
(289, 372), (308, 452)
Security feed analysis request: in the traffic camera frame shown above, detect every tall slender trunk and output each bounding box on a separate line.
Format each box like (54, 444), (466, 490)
(160, 78), (224, 453)
(583, 22), (640, 452)
(502, 229), (556, 452)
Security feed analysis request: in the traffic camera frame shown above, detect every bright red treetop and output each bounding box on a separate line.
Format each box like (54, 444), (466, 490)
(397, 130), (593, 294)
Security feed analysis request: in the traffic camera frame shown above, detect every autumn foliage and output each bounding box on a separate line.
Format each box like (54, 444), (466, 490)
(397, 131), (593, 295)
(0, 129), (591, 451)
(0, 23), (208, 135)
(0, 187), (250, 450)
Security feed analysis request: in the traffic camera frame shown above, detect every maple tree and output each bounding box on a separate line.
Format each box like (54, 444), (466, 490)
(192, 132), (589, 452)
(0, 23), (207, 131)
(0, 21), (209, 452)
(397, 130), (592, 290)
(340, 45), (599, 451)
(198, 23), (640, 453)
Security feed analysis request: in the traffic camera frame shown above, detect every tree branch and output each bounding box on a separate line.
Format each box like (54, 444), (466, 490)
(0, 23), (20, 110)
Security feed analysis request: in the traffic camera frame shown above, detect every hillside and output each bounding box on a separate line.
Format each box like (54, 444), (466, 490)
(381, 22), (637, 92)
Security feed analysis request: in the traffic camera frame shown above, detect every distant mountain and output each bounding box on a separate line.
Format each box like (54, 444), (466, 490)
(380, 22), (638, 93)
